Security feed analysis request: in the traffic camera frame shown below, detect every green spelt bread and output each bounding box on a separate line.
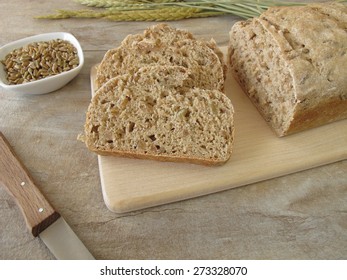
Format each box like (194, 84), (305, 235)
(95, 24), (225, 91)
(228, 2), (347, 137)
(81, 66), (234, 165)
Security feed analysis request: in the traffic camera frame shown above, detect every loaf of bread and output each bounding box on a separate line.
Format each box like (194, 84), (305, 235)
(81, 66), (234, 165)
(96, 24), (225, 91)
(228, 2), (347, 137)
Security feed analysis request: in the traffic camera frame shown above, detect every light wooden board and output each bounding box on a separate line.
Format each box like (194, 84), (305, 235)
(90, 51), (347, 213)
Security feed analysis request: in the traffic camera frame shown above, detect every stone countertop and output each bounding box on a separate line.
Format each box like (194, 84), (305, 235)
(0, 0), (346, 260)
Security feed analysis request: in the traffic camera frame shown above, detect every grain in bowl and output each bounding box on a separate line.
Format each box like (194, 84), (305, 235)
(0, 32), (84, 95)
(1, 39), (79, 85)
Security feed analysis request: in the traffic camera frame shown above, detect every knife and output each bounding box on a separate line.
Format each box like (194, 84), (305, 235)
(0, 132), (94, 260)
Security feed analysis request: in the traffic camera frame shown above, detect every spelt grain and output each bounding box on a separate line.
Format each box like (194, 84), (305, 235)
(1, 39), (79, 85)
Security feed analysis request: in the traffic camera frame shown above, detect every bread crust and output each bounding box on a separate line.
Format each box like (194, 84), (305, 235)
(86, 146), (231, 166)
(228, 2), (347, 136)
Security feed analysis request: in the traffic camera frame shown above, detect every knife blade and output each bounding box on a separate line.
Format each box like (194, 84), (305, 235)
(0, 132), (94, 260)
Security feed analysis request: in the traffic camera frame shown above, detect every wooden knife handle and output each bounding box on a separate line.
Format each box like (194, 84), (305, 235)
(0, 132), (60, 237)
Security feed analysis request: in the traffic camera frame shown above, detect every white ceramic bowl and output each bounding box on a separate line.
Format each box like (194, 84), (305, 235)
(0, 32), (84, 95)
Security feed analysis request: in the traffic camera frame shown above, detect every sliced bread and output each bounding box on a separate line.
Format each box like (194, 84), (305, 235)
(81, 66), (234, 165)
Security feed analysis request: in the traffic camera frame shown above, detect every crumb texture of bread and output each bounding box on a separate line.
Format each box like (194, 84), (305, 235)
(96, 24), (225, 91)
(228, 2), (347, 136)
(84, 66), (234, 165)
(82, 24), (234, 165)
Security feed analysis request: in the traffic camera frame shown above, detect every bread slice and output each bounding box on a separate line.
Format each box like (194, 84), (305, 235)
(81, 66), (234, 165)
(95, 24), (225, 91)
(228, 2), (347, 137)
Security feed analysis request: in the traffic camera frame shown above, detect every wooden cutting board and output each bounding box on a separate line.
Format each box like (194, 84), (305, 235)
(89, 49), (347, 213)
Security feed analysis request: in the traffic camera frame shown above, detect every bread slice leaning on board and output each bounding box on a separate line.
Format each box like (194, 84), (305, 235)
(80, 66), (234, 166)
(228, 2), (347, 137)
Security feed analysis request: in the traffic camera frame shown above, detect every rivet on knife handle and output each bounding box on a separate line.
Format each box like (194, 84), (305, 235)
(0, 132), (60, 237)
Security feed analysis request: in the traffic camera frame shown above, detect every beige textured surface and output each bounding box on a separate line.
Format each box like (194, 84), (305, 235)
(1, 0), (347, 260)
